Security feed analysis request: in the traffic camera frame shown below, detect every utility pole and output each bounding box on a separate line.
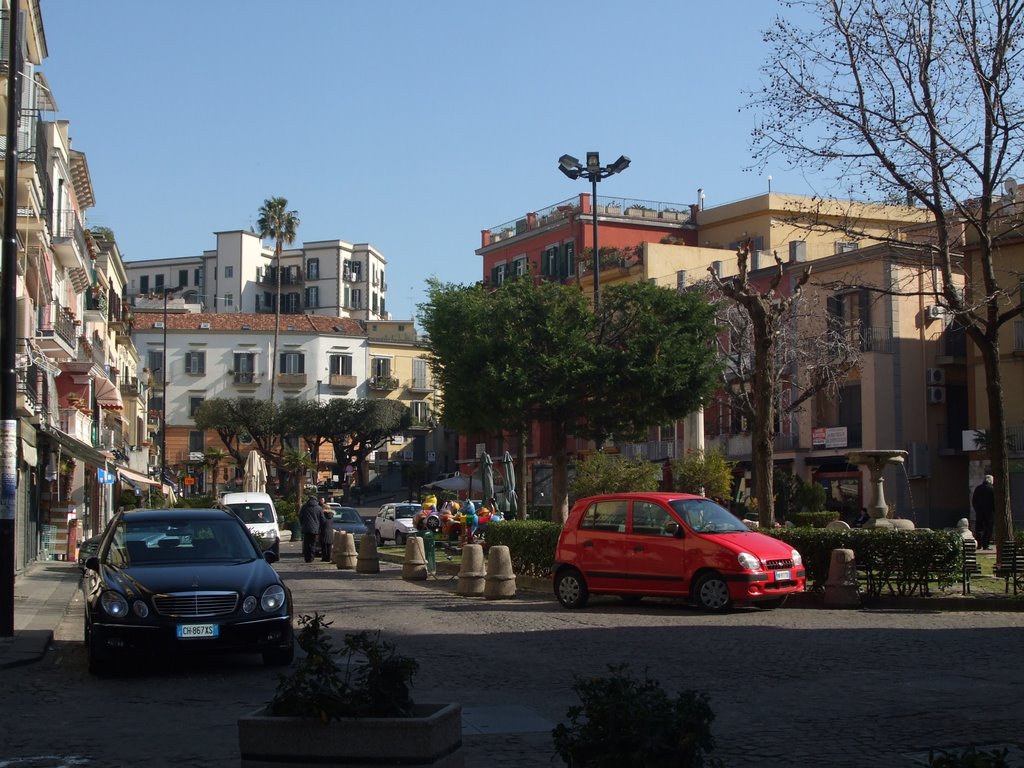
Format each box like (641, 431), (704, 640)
(1, 0), (22, 637)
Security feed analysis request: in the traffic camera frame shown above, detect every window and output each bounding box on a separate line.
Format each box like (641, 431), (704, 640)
(412, 358), (429, 389)
(411, 400), (430, 423)
(224, 265), (233, 278)
(541, 245), (559, 278)
(372, 292), (379, 314)
(330, 353), (353, 375)
(344, 260), (362, 280)
(579, 500), (628, 532)
(372, 357), (391, 378)
(139, 275), (150, 294)
(491, 262), (507, 285)
(179, 269), (189, 287)
(306, 258), (319, 280)
(561, 241), (575, 279)
(234, 352), (256, 373)
(189, 396), (204, 417)
(827, 290), (870, 346)
(514, 256), (527, 276)
(280, 352), (305, 374)
(223, 293), (234, 308)
(188, 430), (205, 453)
(146, 349), (162, 372)
(155, 274), (165, 291)
(284, 293), (301, 313)
(305, 286), (319, 308)
(347, 288), (363, 309)
(632, 502), (674, 536)
(184, 351), (206, 375)
(835, 241), (859, 254)
(194, 267), (202, 285)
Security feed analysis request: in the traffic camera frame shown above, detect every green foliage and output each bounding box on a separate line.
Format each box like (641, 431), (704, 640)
(269, 613), (419, 721)
(669, 448), (734, 500)
(552, 664), (720, 768)
(772, 469), (801, 521)
(790, 511), (840, 528)
(928, 747), (1009, 767)
(794, 481), (826, 513)
(768, 528), (963, 595)
(175, 494), (217, 509)
(569, 453), (662, 499)
(482, 520), (562, 578)
(275, 498), (297, 526)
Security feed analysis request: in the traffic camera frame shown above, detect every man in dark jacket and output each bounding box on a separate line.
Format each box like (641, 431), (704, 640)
(972, 474), (995, 550)
(319, 506), (335, 562)
(299, 496), (324, 563)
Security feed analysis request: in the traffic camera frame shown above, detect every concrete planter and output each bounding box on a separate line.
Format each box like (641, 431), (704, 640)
(238, 702), (463, 767)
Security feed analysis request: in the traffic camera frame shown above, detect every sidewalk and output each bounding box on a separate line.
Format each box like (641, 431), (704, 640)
(0, 559), (81, 669)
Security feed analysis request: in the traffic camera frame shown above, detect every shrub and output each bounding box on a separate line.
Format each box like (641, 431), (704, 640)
(793, 481), (826, 513)
(552, 664), (720, 767)
(569, 453), (661, 499)
(669, 448), (734, 500)
(790, 511), (840, 528)
(275, 498), (297, 527)
(484, 519), (561, 578)
(269, 613), (419, 721)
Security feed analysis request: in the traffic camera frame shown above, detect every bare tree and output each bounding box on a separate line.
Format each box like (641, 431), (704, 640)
(753, 0), (1024, 542)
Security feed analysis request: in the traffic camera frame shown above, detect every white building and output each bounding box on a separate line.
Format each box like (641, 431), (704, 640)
(123, 230), (391, 322)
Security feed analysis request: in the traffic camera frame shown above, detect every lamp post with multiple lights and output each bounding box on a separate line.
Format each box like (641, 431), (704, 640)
(557, 151), (630, 310)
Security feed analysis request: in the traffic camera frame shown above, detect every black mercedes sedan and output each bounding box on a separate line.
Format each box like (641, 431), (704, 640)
(81, 507), (294, 675)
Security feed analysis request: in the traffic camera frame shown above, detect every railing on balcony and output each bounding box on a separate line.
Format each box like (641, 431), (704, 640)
(231, 371), (259, 385)
(257, 266), (305, 286)
(59, 408), (93, 443)
(37, 301), (78, 350)
(276, 372), (307, 387)
(120, 376), (141, 397)
(368, 375), (399, 391)
(53, 208), (90, 261)
(408, 377), (432, 392)
(16, 363), (43, 414)
(328, 373), (357, 389)
(859, 326), (894, 353)
(619, 441), (676, 460)
(85, 289), (109, 316)
(941, 324), (968, 358)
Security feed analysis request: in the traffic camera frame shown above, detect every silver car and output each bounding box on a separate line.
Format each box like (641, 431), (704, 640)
(374, 502), (420, 545)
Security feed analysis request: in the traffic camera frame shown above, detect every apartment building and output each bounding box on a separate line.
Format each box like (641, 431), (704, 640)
(123, 229), (391, 323)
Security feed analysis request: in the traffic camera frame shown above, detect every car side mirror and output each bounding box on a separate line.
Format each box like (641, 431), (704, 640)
(665, 522), (684, 538)
(85, 556), (100, 571)
(263, 550), (279, 564)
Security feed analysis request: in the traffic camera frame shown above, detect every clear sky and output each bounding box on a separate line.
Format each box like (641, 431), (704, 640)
(40, 0), (818, 322)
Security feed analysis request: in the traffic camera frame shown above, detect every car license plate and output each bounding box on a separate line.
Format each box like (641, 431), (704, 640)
(177, 623), (218, 639)
(775, 570), (791, 581)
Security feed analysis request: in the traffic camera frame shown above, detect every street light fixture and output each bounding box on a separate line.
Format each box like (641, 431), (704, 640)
(557, 151), (630, 309)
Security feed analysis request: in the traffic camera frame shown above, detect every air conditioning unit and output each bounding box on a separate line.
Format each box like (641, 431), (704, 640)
(153, 321), (164, 329)
(926, 368), (946, 386)
(927, 386), (946, 404)
(199, 322), (211, 329)
(925, 304), (947, 320)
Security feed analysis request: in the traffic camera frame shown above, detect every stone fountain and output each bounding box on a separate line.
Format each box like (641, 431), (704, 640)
(846, 449), (913, 529)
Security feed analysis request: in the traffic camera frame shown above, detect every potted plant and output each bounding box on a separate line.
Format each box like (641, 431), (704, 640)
(238, 613), (462, 767)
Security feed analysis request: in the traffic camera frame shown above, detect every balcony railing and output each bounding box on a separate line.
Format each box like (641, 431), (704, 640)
(276, 372), (307, 387)
(231, 371), (259, 386)
(37, 301), (78, 350)
(408, 377), (433, 392)
(328, 373), (357, 389)
(257, 267), (305, 286)
(1008, 424), (1024, 454)
(619, 441), (676, 461)
(368, 375), (399, 391)
(16, 364), (44, 415)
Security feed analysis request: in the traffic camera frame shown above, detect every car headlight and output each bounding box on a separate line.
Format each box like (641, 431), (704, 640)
(132, 601), (150, 618)
(261, 584), (286, 612)
(242, 595), (258, 614)
(737, 552), (762, 571)
(100, 591), (129, 618)
(791, 549), (803, 567)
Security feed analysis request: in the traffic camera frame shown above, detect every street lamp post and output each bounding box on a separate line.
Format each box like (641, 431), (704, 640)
(558, 151), (630, 310)
(159, 286), (181, 490)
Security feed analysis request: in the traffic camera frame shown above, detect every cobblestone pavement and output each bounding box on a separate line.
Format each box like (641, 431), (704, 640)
(3, 542), (1023, 767)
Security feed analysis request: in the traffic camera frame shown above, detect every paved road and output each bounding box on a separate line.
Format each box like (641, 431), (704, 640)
(3, 540), (1023, 767)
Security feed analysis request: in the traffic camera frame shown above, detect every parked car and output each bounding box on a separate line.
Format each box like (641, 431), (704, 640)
(374, 502), (421, 545)
(552, 492), (806, 612)
(327, 505), (370, 545)
(219, 491), (282, 555)
(77, 533), (103, 574)
(81, 507), (294, 675)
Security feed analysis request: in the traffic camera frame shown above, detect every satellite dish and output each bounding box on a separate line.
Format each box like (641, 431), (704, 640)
(1004, 177), (1019, 199)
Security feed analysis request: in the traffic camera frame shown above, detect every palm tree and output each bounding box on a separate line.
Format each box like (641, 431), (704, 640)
(256, 197), (300, 402)
(203, 447), (229, 497)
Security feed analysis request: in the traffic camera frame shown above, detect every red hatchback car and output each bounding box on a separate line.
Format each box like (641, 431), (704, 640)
(553, 493), (806, 611)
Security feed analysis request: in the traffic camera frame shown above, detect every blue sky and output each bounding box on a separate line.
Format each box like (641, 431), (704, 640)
(41, 1), (817, 321)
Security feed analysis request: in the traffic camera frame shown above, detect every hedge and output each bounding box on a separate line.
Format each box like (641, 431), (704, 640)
(483, 520), (562, 578)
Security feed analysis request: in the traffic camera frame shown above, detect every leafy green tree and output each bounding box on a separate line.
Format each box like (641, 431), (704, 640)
(421, 277), (721, 522)
(569, 453), (662, 500)
(324, 399), (409, 488)
(281, 399), (332, 471)
(669, 448), (734, 501)
(280, 448), (315, 512)
(256, 196), (300, 402)
(193, 398), (249, 466)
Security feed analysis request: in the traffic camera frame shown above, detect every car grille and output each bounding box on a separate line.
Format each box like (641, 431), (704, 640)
(153, 591), (238, 618)
(764, 558), (795, 570)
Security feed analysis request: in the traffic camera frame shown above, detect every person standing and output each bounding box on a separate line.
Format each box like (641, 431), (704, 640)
(299, 496), (323, 563)
(319, 505), (335, 562)
(972, 474), (995, 550)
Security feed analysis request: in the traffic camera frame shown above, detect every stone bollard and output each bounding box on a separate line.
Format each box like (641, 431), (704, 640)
(331, 531), (345, 568)
(455, 543), (486, 597)
(337, 532), (358, 570)
(826, 520), (851, 531)
(824, 548), (861, 607)
(483, 545), (516, 600)
(402, 536), (428, 581)
(356, 532), (381, 574)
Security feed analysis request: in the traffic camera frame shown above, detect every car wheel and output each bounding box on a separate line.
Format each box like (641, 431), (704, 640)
(555, 568), (589, 609)
(263, 644), (295, 667)
(396, 531), (407, 546)
(694, 573), (732, 612)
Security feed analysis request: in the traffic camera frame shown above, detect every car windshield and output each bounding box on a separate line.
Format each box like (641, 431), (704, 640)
(223, 502), (274, 524)
(335, 508), (363, 524)
(668, 499), (748, 533)
(395, 506), (418, 519)
(106, 518), (257, 566)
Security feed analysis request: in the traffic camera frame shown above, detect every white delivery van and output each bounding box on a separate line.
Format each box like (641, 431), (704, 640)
(220, 492), (281, 555)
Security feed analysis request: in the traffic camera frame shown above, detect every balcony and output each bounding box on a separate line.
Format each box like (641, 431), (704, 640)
(368, 375), (399, 391)
(36, 301), (78, 357)
(407, 416), (436, 433)
(407, 377), (433, 393)
(84, 289), (108, 322)
(231, 371), (260, 386)
(276, 372), (307, 388)
(257, 266), (305, 286)
(120, 376), (141, 397)
(59, 408), (93, 444)
(16, 363), (44, 417)
(52, 210), (92, 292)
(619, 441), (676, 461)
(342, 269), (361, 283)
(328, 373), (357, 390)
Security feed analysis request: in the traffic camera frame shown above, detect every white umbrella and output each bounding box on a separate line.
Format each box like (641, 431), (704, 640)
(243, 450), (268, 493)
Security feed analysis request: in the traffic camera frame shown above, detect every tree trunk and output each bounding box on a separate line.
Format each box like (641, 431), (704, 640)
(270, 244), (282, 402)
(980, 336), (1013, 546)
(551, 420), (570, 523)
(752, 315), (778, 528)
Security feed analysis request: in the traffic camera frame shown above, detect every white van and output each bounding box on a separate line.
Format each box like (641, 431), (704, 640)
(220, 492), (281, 555)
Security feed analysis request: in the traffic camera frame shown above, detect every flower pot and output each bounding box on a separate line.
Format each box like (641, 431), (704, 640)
(238, 702), (463, 767)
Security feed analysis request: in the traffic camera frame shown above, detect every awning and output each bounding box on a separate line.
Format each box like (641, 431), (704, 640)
(40, 426), (112, 467)
(118, 467), (160, 487)
(95, 377), (123, 410)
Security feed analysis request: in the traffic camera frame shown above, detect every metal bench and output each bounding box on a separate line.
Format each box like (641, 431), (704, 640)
(961, 538), (981, 595)
(992, 540), (1024, 594)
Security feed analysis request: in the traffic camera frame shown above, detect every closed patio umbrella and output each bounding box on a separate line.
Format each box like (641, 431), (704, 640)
(501, 451), (518, 519)
(243, 450), (268, 493)
(481, 453), (495, 505)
